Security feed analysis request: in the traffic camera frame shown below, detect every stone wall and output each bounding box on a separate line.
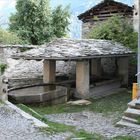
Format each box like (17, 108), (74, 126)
(82, 21), (103, 38)
(0, 47), (6, 63)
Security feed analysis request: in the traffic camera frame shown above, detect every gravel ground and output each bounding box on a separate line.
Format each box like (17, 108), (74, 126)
(0, 104), (71, 140)
(45, 111), (140, 139)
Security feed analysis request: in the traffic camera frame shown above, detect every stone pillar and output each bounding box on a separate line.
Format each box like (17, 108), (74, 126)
(117, 57), (129, 86)
(0, 77), (7, 101)
(76, 60), (89, 99)
(91, 58), (102, 77)
(43, 60), (56, 84)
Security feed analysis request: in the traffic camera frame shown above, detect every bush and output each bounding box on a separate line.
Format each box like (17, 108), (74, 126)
(0, 28), (21, 44)
(88, 16), (138, 51)
(0, 63), (7, 74)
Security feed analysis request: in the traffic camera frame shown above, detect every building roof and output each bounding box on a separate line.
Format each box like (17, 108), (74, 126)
(12, 38), (133, 61)
(78, 0), (133, 22)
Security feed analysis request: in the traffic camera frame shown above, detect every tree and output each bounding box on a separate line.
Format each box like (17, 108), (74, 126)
(0, 28), (21, 44)
(88, 16), (138, 51)
(52, 5), (70, 38)
(9, 0), (70, 45)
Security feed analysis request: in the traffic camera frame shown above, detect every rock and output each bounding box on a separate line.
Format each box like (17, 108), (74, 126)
(67, 100), (91, 106)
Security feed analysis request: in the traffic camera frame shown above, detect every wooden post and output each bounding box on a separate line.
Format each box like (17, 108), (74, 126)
(43, 60), (56, 84)
(117, 57), (129, 86)
(76, 60), (89, 99)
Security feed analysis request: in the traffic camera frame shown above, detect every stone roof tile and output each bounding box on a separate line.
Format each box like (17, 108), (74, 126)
(12, 38), (134, 60)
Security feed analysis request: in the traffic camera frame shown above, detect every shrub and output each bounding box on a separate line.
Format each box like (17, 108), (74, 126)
(88, 16), (138, 51)
(0, 63), (7, 74)
(0, 28), (21, 44)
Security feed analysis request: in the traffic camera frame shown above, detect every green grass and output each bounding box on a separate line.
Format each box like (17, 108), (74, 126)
(18, 94), (136, 140)
(112, 136), (136, 140)
(67, 130), (105, 140)
(28, 90), (131, 121)
(136, 116), (140, 124)
(0, 63), (7, 74)
(18, 104), (105, 139)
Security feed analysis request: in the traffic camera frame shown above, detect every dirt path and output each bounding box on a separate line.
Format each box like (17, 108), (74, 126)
(0, 104), (71, 140)
(45, 111), (140, 139)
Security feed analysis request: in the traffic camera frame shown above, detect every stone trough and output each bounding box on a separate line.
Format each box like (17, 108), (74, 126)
(8, 85), (67, 104)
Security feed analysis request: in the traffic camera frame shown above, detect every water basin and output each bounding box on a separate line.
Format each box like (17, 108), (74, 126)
(8, 85), (67, 104)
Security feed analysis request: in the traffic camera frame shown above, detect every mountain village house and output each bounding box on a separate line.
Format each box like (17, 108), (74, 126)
(78, 0), (133, 38)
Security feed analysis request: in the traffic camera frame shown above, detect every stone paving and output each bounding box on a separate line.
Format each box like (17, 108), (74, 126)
(0, 104), (71, 140)
(45, 111), (140, 139)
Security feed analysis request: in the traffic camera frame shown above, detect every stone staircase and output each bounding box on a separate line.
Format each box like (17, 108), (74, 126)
(117, 99), (140, 129)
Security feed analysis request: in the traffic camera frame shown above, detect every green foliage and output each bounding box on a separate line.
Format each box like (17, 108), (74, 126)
(9, 0), (70, 45)
(52, 5), (70, 38)
(18, 104), (104, 139)
(88, 16), (138, 51)
(29, 90), (131, 122)
(0, 28), (21, 44)
(0, 63), (7, 74)
(137, 116), (140, 124)
(112, 136), (136, 140)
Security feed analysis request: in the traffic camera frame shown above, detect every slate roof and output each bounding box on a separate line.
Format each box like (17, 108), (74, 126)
(12, 38), (134, 61)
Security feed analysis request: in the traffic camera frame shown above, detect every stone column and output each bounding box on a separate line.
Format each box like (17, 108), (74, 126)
(91, 58), (102, 77)
(43, 60), (56, 84)
(117, 57), (129, 86)
(0, 76), (7, 101)
(76, 60), (89, 99)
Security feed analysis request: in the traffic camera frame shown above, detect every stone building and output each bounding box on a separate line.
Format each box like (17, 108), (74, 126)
(78, 0), (133, 38)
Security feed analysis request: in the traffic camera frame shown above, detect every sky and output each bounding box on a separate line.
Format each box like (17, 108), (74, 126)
(0, 0), (134, 38)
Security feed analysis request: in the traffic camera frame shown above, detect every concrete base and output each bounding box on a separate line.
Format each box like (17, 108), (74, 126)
(117, 120), (140, 130)
(90, 79), (121, 99)
(8, 85), (67, 104)
(117, 99), (140, 129)
(74, 79), (122, 99)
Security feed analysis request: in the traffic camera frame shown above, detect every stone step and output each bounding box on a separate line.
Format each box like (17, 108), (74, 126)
(128, 100), (140, 109)
(124, 108), (140, 119)
(135, 98), (140, 105)
(122, 116), (138, 124)
(117, 120), (140, 130)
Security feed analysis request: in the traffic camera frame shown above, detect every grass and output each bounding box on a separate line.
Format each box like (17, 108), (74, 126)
(136, 116), (140, 124)
(18, 104), (105, 139)
(28, 90), (132, 121)
(18, 91), (137, 140)
(112, 136), (136, 140)
(0, 63), (7, 74)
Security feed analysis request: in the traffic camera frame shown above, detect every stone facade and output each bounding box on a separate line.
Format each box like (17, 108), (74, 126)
(82, 21), (103, 38)
(0, 48), (5, 63)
